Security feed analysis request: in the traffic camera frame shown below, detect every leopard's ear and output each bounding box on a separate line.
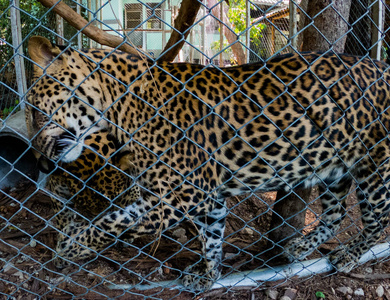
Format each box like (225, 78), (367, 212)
(28, 36), (64, 76)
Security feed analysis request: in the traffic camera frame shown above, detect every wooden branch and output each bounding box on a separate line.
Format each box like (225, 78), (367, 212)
(349, 272), (390, 281)
(159, 0), (202, 62)
(37, 0), (146, 58)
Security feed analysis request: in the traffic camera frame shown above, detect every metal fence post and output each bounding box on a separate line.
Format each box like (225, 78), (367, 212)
(289, 1), (298, 51)
(370, 0), (384, 60)
(10, 0), (26, 109)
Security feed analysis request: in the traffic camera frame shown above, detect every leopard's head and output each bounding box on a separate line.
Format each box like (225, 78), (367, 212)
(27, 36), (107, 170)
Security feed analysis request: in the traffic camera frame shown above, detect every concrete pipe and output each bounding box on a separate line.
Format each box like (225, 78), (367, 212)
(0, 109), (39, 190)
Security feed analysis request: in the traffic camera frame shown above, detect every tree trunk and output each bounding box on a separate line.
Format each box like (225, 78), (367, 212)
(267, 189), (312, 250)
(208, 0), (246, 65)
(159, 0), (202, 62)
(301, 0), (352, 52)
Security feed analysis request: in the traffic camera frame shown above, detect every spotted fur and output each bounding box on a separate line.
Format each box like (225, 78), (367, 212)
(27, 36), (390, 291)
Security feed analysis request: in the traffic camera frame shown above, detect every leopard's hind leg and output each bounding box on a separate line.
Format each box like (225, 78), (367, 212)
(284, 176), (351, 261)
(331, 164), (390, 272)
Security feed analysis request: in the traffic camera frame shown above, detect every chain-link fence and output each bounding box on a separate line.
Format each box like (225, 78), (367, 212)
(1, 0), (390, 298)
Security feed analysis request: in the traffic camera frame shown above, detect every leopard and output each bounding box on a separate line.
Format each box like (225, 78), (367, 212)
(26, 35), (390, 291)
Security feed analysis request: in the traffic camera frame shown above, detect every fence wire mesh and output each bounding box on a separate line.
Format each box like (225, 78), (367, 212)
(1, 0), (390, 298)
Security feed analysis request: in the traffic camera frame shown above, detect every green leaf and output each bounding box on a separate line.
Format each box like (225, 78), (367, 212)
(316, 291), (325, 299)
(3, 108), (9, 116)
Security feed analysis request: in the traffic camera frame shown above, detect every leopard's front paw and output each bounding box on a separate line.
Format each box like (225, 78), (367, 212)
(54, 223), (94, 269)
(182, 261), (221, 291)
(284, 236), (315, 262)
(330, 248), (359, 273)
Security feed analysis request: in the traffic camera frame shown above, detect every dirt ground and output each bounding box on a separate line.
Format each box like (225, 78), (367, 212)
(0, 180), (390, 300)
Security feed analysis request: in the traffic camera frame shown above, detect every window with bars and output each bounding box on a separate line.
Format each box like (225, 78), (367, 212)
(146, 3), (162, 29)
(124, 3), (142, 29)
(124, 3), (162, 30)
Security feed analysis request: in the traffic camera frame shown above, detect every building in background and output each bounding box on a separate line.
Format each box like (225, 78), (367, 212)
(100, 0), (293, 64)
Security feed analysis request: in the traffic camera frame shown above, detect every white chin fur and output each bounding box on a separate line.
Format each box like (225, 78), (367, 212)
(61, 143), (84, 163)
(58, 137), (85, 163)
